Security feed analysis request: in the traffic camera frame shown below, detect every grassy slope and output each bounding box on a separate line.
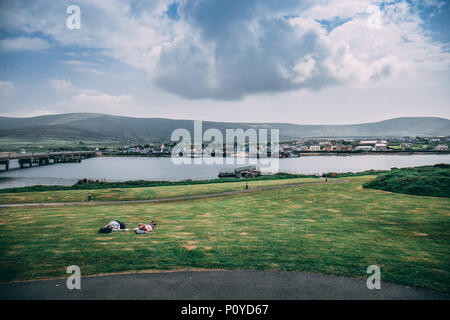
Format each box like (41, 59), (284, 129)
(363, 164), (450, 198)
(0, 177), (319, 204)
(0, 173), (318, 193)
(0, 176), (449, 293)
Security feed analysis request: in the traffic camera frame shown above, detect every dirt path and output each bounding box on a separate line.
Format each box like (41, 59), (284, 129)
(0, 179), (350, 208)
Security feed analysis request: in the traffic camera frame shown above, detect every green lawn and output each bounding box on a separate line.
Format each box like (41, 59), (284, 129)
(0, 177), (319, 204)
(0, 176), (449, 293)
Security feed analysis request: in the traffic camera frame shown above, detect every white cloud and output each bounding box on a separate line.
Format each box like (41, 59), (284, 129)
(47, 77), (136, 113)
(0, 81), (15, 109)
(0, 0), (175, 74)
(292, 54), (316, 83)
(59, 60), (107, 75)
(317, 1), (449, 85)
(0, 81), (14, 96)
(152, 0), (450, 99)
(0, 0), (449, 102)
(0, 37), (49, 52)
(60, 60), (96, 67)
(49, 77), (100, 95)
(72, 93), (134, 105)
(49, 78), (74, 92)
(69, 93), (136, 115)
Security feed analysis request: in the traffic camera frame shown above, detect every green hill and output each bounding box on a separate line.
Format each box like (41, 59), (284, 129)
(363, 164), (450, 198)
(0, 113), (448, 145)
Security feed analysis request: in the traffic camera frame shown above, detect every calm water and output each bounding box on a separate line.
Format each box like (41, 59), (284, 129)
(0, 154), (449, 189)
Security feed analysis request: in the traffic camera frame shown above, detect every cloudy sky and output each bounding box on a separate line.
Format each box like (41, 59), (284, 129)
(0, 0), (449, 124)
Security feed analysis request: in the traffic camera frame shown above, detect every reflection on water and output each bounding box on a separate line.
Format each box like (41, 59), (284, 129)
(0, 154), (449, 189)
(0, 177), (78, 189)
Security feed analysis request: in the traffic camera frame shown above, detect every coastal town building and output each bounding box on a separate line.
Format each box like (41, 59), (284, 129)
(298, 145), (309, 151)
(375, 142), (387, 151)
(359, 140), (387, 151)
(435, 144), (448, 151)
(335, 145), (352, 151)
(400, 143), (413, 150)
(321, 144), (337, 151)
(356, 146), (375, 151)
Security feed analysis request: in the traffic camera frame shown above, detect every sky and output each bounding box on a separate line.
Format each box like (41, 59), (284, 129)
(0, 0), (449, 124)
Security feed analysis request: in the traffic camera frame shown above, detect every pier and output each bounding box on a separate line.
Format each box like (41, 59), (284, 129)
(0, 151), (98, 171)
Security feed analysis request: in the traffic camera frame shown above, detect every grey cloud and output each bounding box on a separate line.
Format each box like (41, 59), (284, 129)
(154, 0), (337, 100)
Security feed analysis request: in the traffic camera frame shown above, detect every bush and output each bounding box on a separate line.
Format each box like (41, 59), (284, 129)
(362, 164), (450, 198)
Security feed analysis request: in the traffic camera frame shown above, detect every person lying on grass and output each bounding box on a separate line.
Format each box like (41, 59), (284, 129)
(99, 220), (129, 233)
(134, 220), (157, 234)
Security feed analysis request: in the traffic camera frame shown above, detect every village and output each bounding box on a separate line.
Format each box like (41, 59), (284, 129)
(99, 136), (449, 157)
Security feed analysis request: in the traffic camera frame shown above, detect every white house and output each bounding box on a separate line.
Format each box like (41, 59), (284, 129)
(375, 142), (387, 151)
(356, 146), (375, 151)
(435, 144), (448, 151)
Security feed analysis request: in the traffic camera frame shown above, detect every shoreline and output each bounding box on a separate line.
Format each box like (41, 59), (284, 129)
(99, 150), (450, 158)
(1, 154), (448, 190)
(298, 151), (450, 156)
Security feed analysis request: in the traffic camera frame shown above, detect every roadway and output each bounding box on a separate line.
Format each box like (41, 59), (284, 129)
(0, 270), (447, 300)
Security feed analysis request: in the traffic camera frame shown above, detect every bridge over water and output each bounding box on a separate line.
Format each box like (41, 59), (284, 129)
(0, 151), (98, 171)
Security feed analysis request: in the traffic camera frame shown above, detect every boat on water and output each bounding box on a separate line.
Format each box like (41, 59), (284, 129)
(218, 165), (261, 178)
(218, 170), (236, 178)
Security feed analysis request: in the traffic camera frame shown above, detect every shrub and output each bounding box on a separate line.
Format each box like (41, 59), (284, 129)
(363, 164), (450, 198)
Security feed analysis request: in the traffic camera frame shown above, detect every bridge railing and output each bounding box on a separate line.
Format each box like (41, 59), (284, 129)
(0, 151), (96, 159)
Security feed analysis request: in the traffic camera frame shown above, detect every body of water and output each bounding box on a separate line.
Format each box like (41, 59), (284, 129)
(0, 154), (449, 189)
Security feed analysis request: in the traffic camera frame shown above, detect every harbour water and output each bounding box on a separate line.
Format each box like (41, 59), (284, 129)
(0, 154), (449, 189)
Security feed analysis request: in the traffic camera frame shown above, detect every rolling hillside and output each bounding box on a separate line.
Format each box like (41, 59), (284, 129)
(0, 113), (449, 144)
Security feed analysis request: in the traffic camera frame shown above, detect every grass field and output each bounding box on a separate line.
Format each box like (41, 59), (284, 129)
(0, 177), (319, 204)
(0, 176), (449, 292)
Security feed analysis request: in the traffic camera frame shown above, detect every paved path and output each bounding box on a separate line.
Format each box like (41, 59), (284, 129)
(0, 179), (349, 208)
(0, 270), (447, 300)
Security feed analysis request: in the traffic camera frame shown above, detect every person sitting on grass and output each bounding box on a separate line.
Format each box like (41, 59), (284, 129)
(99, 220), (129, 233)
(134, 220), (157, 234)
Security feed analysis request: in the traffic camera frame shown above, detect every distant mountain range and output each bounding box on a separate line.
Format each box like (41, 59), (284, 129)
(0, 113), (449, 143)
